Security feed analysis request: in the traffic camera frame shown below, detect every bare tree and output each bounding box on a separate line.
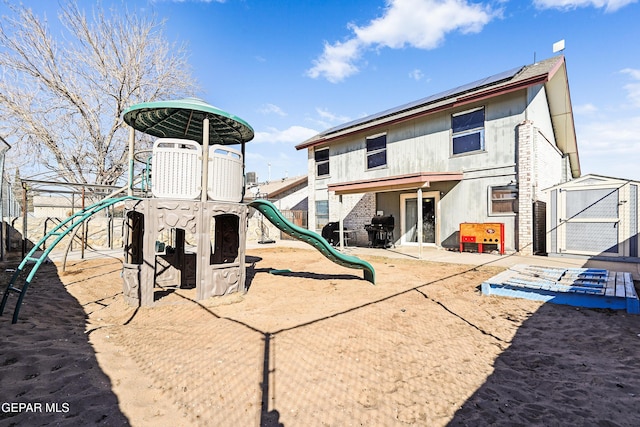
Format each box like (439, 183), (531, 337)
(0, 1), (199, 185)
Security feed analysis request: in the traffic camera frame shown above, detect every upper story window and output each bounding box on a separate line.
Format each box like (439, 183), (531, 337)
(366, 133), (387, 169)
(452, 107), (485, 155)
(315, 148), (329, 177)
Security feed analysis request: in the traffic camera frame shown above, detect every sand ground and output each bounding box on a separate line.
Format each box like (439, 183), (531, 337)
(1, 245), (640, 426)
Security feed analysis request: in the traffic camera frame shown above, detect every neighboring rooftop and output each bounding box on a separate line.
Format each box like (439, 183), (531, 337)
(245, 175), (308, 200)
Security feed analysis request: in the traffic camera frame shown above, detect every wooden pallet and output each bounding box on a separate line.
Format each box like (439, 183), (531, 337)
(481, 264), (639, 314)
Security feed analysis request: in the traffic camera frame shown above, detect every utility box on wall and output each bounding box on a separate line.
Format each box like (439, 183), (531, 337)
(460, 222), (505, 255)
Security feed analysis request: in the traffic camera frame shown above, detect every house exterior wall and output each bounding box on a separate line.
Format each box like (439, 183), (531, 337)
(527, 84), (568, 194)
(525, 84), (556, 142)
(311, 180), (328, 233)
(307, 148), (319, 231)
(319, 92), (526, 183)
(246, 181), (309, 243)
(443, 174), (519, 250)
(267, 183), (308, 211)
(516, 87), (567, 255)
(306, 86), (571, 253)
(534, 130), (565, 196)
(327, 192), (375, 246)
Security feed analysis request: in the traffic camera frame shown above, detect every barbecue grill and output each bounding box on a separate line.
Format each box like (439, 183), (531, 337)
(364, 215), (395, 248)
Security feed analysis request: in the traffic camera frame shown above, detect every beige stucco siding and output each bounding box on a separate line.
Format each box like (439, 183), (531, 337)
(439, 176), (518, 251)
(525, 84), (556, 143)
(388, 113), (449, 173)
(305, 84), (569, 250)
(534, 130), (564, 198)
(313, 91), (529, 189)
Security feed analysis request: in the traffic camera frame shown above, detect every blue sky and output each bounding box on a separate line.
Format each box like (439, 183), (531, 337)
(4, 0), (640, 183)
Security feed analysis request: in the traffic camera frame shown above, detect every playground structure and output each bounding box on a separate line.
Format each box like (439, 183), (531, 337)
(2, 98), (374, 323)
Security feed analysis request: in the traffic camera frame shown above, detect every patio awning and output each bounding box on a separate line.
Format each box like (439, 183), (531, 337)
(328, 172), (463, 195)
(122, 98), (254, 145)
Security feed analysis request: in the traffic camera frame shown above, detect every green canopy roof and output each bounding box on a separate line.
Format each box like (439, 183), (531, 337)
(122, 98), (254, 145)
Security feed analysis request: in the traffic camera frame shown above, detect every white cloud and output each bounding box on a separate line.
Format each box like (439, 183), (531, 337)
(623, 84), (640, 108)
(577, 115), (640, 179)
(316, 107), (351, 123)
(574, 72), (640, 179)
(252, 125), (318, 144)
(259, 103), (287, 116)
(304, 108), (353, 129)
(579, 116), (640, 153)
(533, 0), (637, 12)
(245, 146), (309, 181)
(306, 0), (499, 83)
(306, 38), (363, 83)
(409, 68), (425, 81)
(621, 68), (640, 80)
(574, 103), (598, 114)
(352, 0), (496, 49)
(621, 68), (640, 107)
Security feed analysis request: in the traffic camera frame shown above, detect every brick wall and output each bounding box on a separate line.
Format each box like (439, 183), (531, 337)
(517, 120), (534, 255)
(517, 120), (564, 255)
(328, 193), (375, 246)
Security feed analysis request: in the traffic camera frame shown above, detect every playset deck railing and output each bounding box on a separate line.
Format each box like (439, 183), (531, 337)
(149, 138), (243, 202)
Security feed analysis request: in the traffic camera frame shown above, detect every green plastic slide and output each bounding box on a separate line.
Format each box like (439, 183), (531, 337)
(248, 199), (375, 284)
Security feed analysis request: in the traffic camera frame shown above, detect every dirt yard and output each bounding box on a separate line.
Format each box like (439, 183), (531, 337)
(2, 246), (639, 426)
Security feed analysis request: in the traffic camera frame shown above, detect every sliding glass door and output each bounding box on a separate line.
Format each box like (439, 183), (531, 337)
(400, 192), (439, 245)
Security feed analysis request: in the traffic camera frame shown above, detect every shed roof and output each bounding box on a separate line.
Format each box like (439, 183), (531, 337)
(297, 55), (580, 178)
(543, 174), (640, 192)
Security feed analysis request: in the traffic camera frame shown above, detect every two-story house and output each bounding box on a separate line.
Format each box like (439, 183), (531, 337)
(296, 55), (580, 255)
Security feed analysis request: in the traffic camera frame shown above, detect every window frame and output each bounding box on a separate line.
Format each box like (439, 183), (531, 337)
(365, 133), (387, 170)
(315, 200), (329, 232)
(451, 107), (485, 156)
(488, 184), (518, 216)
(314, 148), (330, 178)
(210, 214), (240, 265)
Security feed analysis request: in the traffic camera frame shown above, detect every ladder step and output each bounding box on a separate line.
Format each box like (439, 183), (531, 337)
(7, 286), (22, 294)
(24, 256), (40, 263)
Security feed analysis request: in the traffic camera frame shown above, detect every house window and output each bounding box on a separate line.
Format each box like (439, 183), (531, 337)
(315, 200), (329, 232)
(490, 185), (518, 214)
(452, 107), (485, 155)
(366, 134), (387, 169)
(315, 148), (329, 177)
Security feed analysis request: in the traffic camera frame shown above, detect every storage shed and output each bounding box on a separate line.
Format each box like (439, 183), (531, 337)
(546, 174), (640, 260)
